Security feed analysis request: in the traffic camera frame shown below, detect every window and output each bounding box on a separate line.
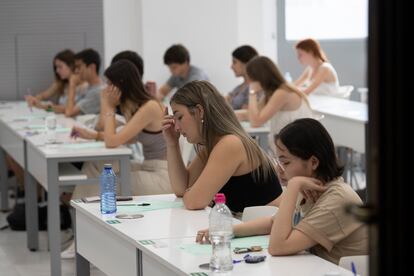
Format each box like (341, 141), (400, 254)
(285, 0), (368, 40)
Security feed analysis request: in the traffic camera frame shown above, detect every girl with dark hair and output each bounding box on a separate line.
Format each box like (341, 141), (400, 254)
(25, 49), (85, 113)
(225, 45), (258, 110)
(162, 80), (282, 215)
(294, 38), (343, 97)
(196, 118), (368, 264)
(71, 60), (171, 196)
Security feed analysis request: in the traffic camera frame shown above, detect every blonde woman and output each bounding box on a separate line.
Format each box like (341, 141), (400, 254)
(162, 80), (283, 214)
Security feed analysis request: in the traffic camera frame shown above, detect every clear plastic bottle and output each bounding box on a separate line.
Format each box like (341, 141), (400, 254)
(209, 193), (233, 272)
(45, 115), (57, 144)
(100, 164), (117, 214)
(284, 72), (293, 83)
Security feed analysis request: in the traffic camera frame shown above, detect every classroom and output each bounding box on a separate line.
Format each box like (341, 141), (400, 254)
(0, 1), (409, 276)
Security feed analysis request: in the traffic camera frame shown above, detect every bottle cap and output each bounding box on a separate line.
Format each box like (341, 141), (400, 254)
(214, 193), (226, 204)
(103, 163), (112, 169)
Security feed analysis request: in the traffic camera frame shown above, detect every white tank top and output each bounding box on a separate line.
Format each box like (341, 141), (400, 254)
(308, 63), (345, 97)
(269, 98), (313, 151)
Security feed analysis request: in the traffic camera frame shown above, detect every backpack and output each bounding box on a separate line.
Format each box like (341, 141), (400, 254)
(6, 202), (72, 231)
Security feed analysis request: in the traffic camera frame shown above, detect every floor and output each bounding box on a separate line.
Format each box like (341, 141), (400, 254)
(0, 178), (106, 276)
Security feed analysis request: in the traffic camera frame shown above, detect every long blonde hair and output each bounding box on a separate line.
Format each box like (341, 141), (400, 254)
(171, 80), (276, 182)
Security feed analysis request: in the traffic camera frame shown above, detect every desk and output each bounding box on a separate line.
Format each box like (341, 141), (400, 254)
(241, 121), (270, 151)
(0, 101), (46, 210)
(0, 102), (133, 276)
(309, 95), (367, 153)
(72, 194), (354, 276)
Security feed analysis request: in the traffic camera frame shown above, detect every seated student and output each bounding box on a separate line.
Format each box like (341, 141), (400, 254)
(157, 44), (209, 101)
(162, 80), (282, 215)
(94, 50), (145, 130)
(25, 49), (85, 113)
(71, 60), (171, 197)
(294, 38), (343, 97)
(196, 118), (368, 264)
(236, 56), (313, 152)
(62, 60), (172, 259)
(65, 48), (105, 117)
(225, 45), (258, 110)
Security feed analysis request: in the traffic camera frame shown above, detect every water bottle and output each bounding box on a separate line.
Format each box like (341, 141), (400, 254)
(209, 193), (233, 272)
(45, 115), (57, 144)
(100, 164), (117, 214)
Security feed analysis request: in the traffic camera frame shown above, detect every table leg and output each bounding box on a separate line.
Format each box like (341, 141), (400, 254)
(0, 148), (9, 211)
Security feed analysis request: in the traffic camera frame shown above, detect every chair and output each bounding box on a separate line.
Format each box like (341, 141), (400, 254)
(337, 85), (354, 99)
(339, 255), (368, 276)
(241, 206), (278, 222)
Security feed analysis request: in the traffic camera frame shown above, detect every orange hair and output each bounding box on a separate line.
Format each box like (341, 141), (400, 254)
(296, 38), (328, 62)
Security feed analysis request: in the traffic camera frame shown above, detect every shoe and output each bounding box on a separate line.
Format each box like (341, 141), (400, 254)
(61, 240), (75, 259)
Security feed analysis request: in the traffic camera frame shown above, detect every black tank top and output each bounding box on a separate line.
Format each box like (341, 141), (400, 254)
(218, 167), (282, 213)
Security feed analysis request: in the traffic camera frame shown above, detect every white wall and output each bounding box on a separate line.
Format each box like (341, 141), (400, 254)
(104, 0), (277, 95)
(103, 0), (142, 68)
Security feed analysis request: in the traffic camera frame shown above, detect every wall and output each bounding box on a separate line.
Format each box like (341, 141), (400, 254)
(276, 0), (367, 100)
(0, 0), (104, 100)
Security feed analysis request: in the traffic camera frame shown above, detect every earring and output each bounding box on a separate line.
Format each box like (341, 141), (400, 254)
(201, 119), (204, 124)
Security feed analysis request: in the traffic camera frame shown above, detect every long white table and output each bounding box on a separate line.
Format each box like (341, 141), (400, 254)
(72, 194), (354, 276)
(0, 101), (133, 276)
(309, 95), (368, 153)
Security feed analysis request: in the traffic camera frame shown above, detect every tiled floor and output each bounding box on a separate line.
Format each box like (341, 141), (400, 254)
(0, 191), (106, 276)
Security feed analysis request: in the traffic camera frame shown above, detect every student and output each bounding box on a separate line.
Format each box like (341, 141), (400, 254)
(111, 50), (144, 78)
(162, 80), (282, 215)
(225, 45), (258, 110)
(71, 60), (171, 197)
(294, 38), (342, 97)
(62, 60), (171, 259)
(65, 48), (105, 117)
(196, 118), (368, 264)
(157, 44), (209, 101)
(237, 56), (313, 152)
(25, 49), (85, 113)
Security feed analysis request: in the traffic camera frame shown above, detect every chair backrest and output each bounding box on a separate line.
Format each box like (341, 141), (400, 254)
(241, 206), (278, 222)
(339, 255), (368, 276)
(337, 85), (354, 99)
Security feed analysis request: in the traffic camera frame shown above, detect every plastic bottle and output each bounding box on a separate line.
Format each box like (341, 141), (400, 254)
(45, 115), (57, 144)
(100, 164), (117, 214)
(209, 193), (233, 272)
(284, 72), (293, 83)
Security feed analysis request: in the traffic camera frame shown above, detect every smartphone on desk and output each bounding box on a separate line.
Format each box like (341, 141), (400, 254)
(81, 195), (133, 203)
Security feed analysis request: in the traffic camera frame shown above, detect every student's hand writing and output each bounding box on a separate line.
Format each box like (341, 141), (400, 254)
(195, 229), (210, 244)
(25, 95), (38, 107)
(162, 107), (180, 146)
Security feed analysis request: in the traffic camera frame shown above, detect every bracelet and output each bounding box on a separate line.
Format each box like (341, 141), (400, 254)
(104, 111), (115, 117)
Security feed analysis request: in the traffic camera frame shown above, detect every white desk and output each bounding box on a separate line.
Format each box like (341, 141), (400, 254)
(309, 95), (368, 153)
(241, 121), (270, 151)
(0, 102), (133, 276)
(0, 101), (47, 210)
(72, 194), (354, 276)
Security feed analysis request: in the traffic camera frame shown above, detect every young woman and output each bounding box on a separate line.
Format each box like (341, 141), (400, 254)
(226, 45), (258, 110)
(237, 56), (313, 152)
(294, 38), (343, 97)
(70, 60), (171, 197)
(196, 118), (368, 264)
(162, 80), (282, 215)
(25, 49), (85, 112)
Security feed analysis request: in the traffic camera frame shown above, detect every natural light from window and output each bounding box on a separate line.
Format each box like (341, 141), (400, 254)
(285, 0), (368, 40)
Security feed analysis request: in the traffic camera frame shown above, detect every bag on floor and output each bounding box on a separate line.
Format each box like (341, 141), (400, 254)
(6, 202), (71, 231)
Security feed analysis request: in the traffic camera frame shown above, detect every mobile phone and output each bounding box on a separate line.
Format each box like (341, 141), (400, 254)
(244, 255), (266, 264)
(116, 196), (133, 201)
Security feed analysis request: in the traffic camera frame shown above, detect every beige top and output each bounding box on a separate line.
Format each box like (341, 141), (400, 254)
(294, 177), (368, 264)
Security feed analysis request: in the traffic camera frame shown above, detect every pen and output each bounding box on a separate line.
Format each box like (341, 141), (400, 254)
(351, 261), (357, 276)
(118, 203), (151, 206)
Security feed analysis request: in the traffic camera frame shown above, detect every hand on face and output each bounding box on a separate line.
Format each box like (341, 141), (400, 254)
(101, 85), (121, 108)
(161, 107), (180, 146)
(289, 176), (327, 203)
(69, 74), (82, 87)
